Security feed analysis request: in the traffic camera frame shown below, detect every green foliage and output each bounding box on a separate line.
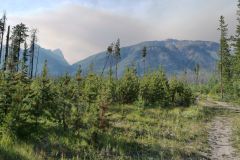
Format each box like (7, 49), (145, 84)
(169, 77), (194, 107)
(83, 71), (101, 105)
(23, 61), (56, 128)
(117, 68), (139, 103)
(55, 73), (73, 130)
(0, 47), (195, 160)
(139, 70), (169, 106)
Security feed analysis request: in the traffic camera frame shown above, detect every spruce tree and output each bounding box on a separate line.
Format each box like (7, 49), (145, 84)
(139, 69), (169, 105)
(233, 0), (240, 80)
(97, 81), (112, 130)
(114, 39), (120, 79)
(57, 73), (73, 130)
(0, 72), (16, 121)
(218, 16), (231, 99)
(107, 43), (114, 79)
(118, 67), (139, 103)
(10, 23), (28, 72)
(142, 46), (147, 75)
(24, 60), (55, 128)
(83, 69), (101, 106)
(72, 65), (85, 131)
(194, 63), (200, 85)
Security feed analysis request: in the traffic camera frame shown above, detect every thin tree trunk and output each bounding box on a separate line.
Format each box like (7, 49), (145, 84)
(16, 37), (21, 72)
(63, 106), (66, 131)
(220, 41), (223, 99)
(30, 39), (35, 78)
(3, 26), (10, 71)
(115, 58), (118, 79)
(109, 55), (112, 80)
(0, 14), (6, 64)
(143, 59), (145, 75)
(34, 46), (40, 77)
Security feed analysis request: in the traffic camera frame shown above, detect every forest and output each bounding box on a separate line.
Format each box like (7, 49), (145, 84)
(0, 1), (240, 160)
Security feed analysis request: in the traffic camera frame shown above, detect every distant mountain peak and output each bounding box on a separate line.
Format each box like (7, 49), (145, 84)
(52, 49), (64, 58)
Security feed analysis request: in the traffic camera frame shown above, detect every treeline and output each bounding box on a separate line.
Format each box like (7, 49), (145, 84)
(0, 60), (193, 136)
(0, 13), (37, 78)
(215, 1), (240, 101)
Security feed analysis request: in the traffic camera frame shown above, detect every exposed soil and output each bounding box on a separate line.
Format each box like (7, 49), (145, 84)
(208, 116), (238, 159)
(203, 98), (240, 160)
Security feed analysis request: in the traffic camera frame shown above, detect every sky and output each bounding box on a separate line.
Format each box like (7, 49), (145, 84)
(0, 0), (237, 64)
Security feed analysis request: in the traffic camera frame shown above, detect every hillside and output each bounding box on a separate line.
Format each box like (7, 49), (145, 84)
(71, 39), (219, 76)
(29, 39), (219, 76)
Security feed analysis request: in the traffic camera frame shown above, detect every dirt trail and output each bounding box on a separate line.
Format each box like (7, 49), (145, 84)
(203, 98), (240, 160)
(208, 116), (238, 159)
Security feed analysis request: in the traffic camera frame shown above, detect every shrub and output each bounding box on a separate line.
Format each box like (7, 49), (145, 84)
(169, 78), (193, 107)
(117, 68), (139, 104)
(139, 70), (169, 106)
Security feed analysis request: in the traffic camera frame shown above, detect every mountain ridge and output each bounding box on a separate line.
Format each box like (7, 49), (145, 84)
(70, 39), (219, 76)
(29, 39), (219, 76)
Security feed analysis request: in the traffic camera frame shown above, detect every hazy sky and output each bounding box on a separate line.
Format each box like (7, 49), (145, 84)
(0, 0), (237, 64)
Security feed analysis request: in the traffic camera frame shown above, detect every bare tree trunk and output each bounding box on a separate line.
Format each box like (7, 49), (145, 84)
(16, 36), (21, 72)
(29, 31), (36, 78)
(143, 58), (145, 75)
(34, 46), (40, 77)
(3, 25), (9, 71)
(115, 58), (118, 79)
(0, 13), (6, 64)
(220, 45), (223, 100)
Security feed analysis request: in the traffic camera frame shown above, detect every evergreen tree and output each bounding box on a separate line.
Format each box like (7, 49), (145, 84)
(72, 65), (85, 131)
(194, 63), (200, 85)
(97, 81), (112, 130)
(0, 72), (17, 121)
(139, 69), (169, 105)
(107, 43), (114, 79)
(117, 67), (139, 103)
(24, 60), (55, 128)
(169, 77), (193, 107)
(114, 39), (120, 79)
(233, 0), (240, 80)
(83, 69), (101, 106)
(10, 23), (28, 72)
(142, 46), (147, 75)
(56, 73), (73, 130)
(218, 16), (231, 99)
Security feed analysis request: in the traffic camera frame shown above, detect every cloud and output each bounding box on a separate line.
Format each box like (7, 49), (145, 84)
(9, 4), (157, 63)
(7, 0), (237, 64)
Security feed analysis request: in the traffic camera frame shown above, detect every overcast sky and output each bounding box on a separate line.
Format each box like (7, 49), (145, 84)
(0, 0), (237, 64)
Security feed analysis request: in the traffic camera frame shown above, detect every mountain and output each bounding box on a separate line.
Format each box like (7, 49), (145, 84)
(29, 39), (219, 77)
(32, 46), (70, 76)
(70, 39), (219, 76)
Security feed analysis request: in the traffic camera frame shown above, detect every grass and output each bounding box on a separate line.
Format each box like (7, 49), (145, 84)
(0, 103), (215, 160)
(232, 115), (240, 152)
